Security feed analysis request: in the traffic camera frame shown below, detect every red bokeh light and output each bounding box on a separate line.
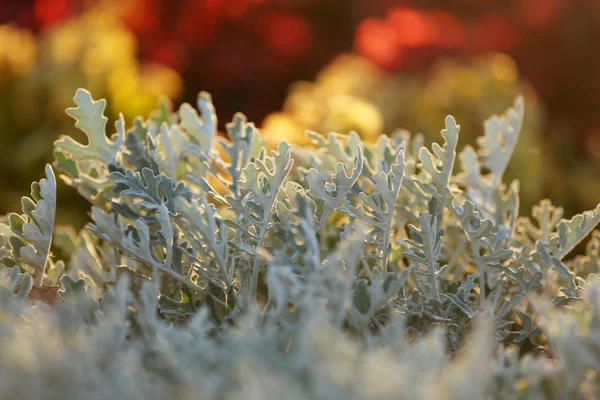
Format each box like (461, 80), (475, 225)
(149, 40), (188, 71)
(176, 8), (219, 50)
(429, 11), (465, 49)
(256, 11), (314, 57)
(121, 0), (158, 34)
(204, 0), (249, 20)
(516, 0), (564, 28)
(355, 18), (402, 69)
(470, 13), (519, 52)
(387, 7), (433, 48)
(33, 0), (71, 28)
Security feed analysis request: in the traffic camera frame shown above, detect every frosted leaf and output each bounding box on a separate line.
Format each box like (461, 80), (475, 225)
(459, 96), (524, 212)
(203, 113), (266, 200)
(55, 89), (123, 165)
(151, 123), (188, 178)
(178, 91), (216, 152)
(445, 189), (494, 241)
(306, 146), (364, 230)
(478, 96), (524, 183)
(518, 199), (564, 247)
(399, 213), (444, 300)
(111, 167), (192, 213)
(306, 130), (362, 171)
(123, 120), (161, 173)
(550, 204), (600, 259)
(415, 115), (459, 200)
(350, 149), (405, 271)
(351, 150), (405, 231)
(7, 165), (56, 286)
(88, 204), (203, 293)
(0, 265), (32, 305)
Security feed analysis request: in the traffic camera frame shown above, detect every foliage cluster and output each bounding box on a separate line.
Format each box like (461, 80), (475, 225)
(0, 89), (599, 399)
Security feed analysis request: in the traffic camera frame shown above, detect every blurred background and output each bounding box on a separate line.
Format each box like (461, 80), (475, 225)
(1, 0), (599, 227)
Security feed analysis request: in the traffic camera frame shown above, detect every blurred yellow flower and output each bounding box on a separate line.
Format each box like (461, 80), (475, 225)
(262, 112), (308, 146)
(109, 64), (182, 119)
(47, 4), (135, 71)
(0, 25), (37, 78)
(262, 54), (384, 146)
(42, 2), (182, 121)
(486, 52), (518, 82)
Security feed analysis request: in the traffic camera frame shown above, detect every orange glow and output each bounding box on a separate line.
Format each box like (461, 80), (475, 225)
(387, 8), (433, 47)
(149, 41), (188, 71)
(122, 0), (158, 34)
(517, 0), (563, 28)
(256, 11), (313, 56)
(429, 11), (465, 48)
(470, 14), (518, 51)
(355, 19), (401, 68)
(205, 0), (249, 20)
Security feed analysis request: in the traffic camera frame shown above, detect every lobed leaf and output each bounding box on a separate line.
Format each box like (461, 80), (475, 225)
(7, 165), (56, 286)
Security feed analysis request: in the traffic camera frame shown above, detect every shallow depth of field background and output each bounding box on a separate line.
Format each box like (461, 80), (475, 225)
(1, 0), (599, 228)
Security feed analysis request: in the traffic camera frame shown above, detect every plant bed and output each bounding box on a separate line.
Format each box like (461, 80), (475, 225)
(0, 89), (598, 399)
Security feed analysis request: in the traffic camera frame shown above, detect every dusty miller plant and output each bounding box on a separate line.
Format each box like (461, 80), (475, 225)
(0, 89), (598, 399)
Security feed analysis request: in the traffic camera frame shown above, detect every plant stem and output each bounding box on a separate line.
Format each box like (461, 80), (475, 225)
(380, 217), (393, 274)
(471, 241), (485, 308)
(250, 228), (268, 302)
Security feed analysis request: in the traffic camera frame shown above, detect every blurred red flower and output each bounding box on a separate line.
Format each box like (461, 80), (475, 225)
(387, 7), (433, 48)
(355, 18), (401, 68)
(256, 11), (313, 56)
(429, 11), (464, 49)
(33, 0), (71, 28)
